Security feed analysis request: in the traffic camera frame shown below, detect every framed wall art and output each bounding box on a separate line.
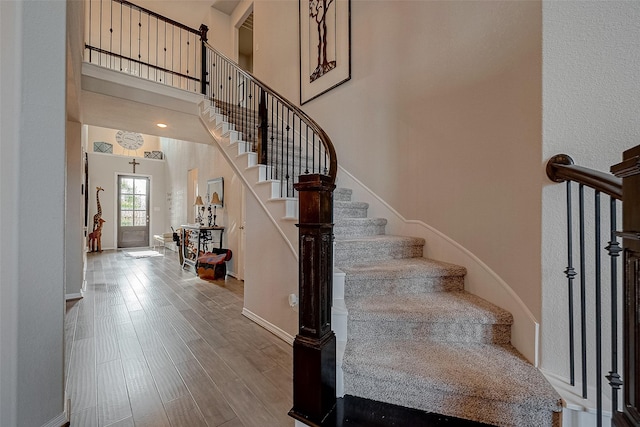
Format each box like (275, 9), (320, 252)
(299, 0), (351, 105)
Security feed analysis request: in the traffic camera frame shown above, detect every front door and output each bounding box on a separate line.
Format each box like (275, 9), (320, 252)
(117, 175), (150, 248)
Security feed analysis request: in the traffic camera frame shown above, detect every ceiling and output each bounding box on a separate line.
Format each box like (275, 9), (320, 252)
(211, 0), (241, 15)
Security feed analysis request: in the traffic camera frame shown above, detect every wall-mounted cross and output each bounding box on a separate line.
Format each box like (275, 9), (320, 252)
(129, 158), (140, 173)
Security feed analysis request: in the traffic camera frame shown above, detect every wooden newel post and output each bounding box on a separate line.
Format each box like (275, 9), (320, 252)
(611, 145), (640, 427)
(289, 173), (336, 426)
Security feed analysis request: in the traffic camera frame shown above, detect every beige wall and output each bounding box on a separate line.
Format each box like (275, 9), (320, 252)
(250, 1), (543, 320)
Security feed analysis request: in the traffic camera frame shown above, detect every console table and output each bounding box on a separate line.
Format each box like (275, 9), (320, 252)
(181, 225), (225, 271)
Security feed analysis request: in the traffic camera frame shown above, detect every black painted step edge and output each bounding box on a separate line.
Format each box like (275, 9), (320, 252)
(290, 395), (497, 427)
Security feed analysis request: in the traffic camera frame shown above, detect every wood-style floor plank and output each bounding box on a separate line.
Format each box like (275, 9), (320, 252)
(97, 359), (133, 426)
(67, 249), (295, 427)
(164, 395), (208, 427)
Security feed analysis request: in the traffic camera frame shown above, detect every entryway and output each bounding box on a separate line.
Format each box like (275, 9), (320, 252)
(117, 175), (150, 248)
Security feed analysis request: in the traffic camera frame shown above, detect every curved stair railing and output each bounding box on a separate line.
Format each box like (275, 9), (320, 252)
(547, 151), (640, 427)
(203, 43), (337, 196)
(201, 42), (338, 425)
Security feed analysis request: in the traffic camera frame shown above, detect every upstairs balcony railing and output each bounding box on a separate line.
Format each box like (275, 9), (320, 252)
(85, 0), (208, 93)
(84, 1), (339, 424)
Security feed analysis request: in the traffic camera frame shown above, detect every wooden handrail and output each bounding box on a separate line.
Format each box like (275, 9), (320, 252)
(546, 154), (622, 200)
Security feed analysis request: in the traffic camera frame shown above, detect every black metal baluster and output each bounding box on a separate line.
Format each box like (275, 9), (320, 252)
(270, 96), (275, 178)
(305, 126), (310, 174)
(606, 197), (622, 413)
(147, 13), (150, 80)
(170, 25), (174, 86)
(579, 184), (588, 399)
(565, 181), (576, 386)
(119, 1), (123, 71)
(99, 0), (103, 65)
(129, 6), (132, 75)
(137, 9), (141, 75)
(186, 31), (190, 91)
(109, 0), (113, 69)
(312, 133), (317, 175)
(294, 115), (299, 184)
(595, 191), (602, 427)
(286, 107), (291, 197)
(279, 102), (284, 196)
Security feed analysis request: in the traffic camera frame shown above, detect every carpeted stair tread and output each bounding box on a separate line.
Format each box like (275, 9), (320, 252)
(347, 291), (513, 325)
(342, 340), (563, 427)
(342, 257), (466, 280)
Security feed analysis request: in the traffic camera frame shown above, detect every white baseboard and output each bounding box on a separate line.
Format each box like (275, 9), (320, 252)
(40, 411), (67, 427)
(65, 293), (83, 301)
(542, 369), (613, 427)
(242, 308), (294, 345)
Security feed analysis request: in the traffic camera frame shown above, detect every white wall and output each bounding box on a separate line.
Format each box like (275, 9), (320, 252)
(66, 120), (84, 297)
(541, 0), (640, 380)
(88, 151), (167, 250)
(1, 0), (67, 425)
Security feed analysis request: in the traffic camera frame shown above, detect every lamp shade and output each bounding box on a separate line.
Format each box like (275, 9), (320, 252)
(194, 195), (204, 206)
(210, 192), (222, 206)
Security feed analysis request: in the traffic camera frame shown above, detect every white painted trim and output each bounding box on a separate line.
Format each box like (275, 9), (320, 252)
(542, 368), (613, 427)
(40, 412), (67, 427)
(65, 293), (83, 301)
(242, 307), (295, 345)
(336, 165), (540, 364)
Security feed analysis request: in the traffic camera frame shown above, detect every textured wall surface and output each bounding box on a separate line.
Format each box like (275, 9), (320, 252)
(541, 1), (640, 378)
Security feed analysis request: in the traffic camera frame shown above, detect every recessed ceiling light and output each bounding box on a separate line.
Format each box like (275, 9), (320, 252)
(156, 123), (167, 128)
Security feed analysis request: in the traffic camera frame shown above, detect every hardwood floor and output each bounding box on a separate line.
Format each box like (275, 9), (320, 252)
(65, 250), (294, 427)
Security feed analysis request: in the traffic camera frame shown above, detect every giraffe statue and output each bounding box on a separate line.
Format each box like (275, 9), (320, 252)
(93, 187), (104, 232)
(88, 218), (106, 252)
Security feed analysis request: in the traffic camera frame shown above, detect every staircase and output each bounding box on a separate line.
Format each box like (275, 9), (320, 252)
(199, 66), (563, 427)
(333, 188), (563, 427)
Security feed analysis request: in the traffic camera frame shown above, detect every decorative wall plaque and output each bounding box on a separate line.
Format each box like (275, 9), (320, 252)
(115, 131), (144, 150)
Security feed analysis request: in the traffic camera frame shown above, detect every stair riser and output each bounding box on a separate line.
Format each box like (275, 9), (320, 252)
(347, 319), (511, 344)
(335, 243), (423, 266)
(343, 374), (559, 427)
(344, 276), (465, 297)
(334, 189), (352, 202)
(335, 206), (369, 219)
(334, 223), (386, 238)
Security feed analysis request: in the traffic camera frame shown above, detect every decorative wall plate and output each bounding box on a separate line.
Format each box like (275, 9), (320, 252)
(115, 131), (144, 150)
(93, 141), (113, 153)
